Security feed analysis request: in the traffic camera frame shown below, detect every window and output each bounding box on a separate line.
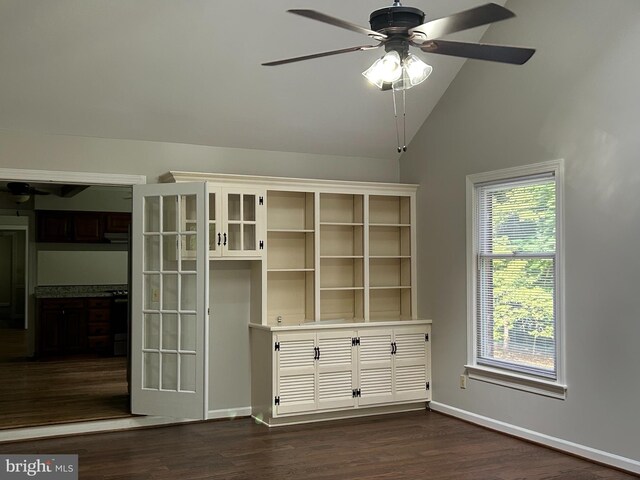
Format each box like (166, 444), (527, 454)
(467, 161), (565, 398)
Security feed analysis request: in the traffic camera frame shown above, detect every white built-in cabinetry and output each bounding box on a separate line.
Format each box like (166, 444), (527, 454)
(250, 322), (431, 424)
(149, 172), (430, 425)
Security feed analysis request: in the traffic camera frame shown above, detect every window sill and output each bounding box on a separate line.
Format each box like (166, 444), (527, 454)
(464, 365), (567, 400)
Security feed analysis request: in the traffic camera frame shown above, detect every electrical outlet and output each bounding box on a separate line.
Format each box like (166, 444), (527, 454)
(459, 374), (467, 389)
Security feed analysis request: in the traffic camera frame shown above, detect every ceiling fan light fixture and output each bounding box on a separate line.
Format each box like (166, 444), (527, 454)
(404, 53), (432, 87)
(363, 50), (403, 88)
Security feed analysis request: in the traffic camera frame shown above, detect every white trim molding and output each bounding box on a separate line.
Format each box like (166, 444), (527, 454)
(0, 167), (146, 186)
(430, 402), (640, 475)
(466, 159), (566, 397)
(207, 407), (252, 420)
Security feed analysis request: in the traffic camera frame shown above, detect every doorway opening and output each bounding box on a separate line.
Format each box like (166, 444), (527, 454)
(0, 168), (144, 431)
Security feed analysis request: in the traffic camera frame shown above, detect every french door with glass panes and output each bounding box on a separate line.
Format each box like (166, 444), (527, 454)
(207, 187), (264, 258)
(131, 182), (209, 419)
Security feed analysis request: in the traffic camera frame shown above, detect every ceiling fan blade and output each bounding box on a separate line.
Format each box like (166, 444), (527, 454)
(419, 39), (535, 65)
(262, 44), (380, 66)
(288, 9), (387, 40)
(410, 3), (514, 40)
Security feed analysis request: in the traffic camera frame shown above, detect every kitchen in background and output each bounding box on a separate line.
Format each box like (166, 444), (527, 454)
(0, 184), (133, 429)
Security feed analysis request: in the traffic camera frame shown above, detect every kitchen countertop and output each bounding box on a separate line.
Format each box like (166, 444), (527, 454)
(34, 285), (128, 299)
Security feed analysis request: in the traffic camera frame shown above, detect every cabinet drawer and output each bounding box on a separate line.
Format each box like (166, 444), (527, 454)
(88, 322), (110, 336)
(87, 298), (111, 309)
(41, 298), (85, 310)
(88, 309), (110, 322)
(88, 335), (111, 349)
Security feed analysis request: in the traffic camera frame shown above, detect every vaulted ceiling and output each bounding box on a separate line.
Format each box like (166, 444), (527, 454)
(0, 0), (515, 159)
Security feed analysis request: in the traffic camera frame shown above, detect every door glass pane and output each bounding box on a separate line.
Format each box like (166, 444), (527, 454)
(162, 196), (178, 232)
(162, 235), (178, 269)
(143, 352), (159, 389)
(144, 196), (160, 233)
(181, 234), (197, 259)
(161, 353), (178, 390)
(181, 275), (196, 311)
(228, 194), (241, 221)
(162, 274), (178, 311)
(228, 223), (241, 251)
(244, 224), (256, 250)
(162, 313), (178, 350)
(144, 235), (160, 271)
(180, 314), (196, 351)
(144, 274), (160, 310)
(209, 193), (216, 221)
(144, 313), (160, 349)
(243, 195), (255, 221)
(180, 354), (196, 392)
(183, 195), (196, 224)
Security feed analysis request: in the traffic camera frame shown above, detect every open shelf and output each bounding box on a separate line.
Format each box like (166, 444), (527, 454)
(267, 191), (314, 231)
(369, 195), (410, 225)
(320, 225), (363, 257)
(319, 289), (364, 323)
(267, 231), (314, 270)
(320, 257), (363, 289)
(369, 225), (410, 257)
(267, 271), (315, 326)
(369, 288), (411, 321)
(370, 257), (411, 288)
(320, 193), (364, 224)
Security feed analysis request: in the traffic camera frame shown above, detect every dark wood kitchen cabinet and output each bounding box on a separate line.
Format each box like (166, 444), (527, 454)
(36, 211), (131, 243)
(37, 212), (72, 243)
(72, 213), (103, 242)
(37, 297), (113, 356)
(38, 298), (88, 356)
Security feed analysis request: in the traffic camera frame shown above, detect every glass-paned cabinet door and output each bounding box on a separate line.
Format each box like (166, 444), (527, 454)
(222, 188), (264, 257)
(131, 182), (208, 420)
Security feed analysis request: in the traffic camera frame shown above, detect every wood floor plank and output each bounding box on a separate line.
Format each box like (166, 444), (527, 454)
(0, 355), (130, 429)
(0, 412), (634, 479)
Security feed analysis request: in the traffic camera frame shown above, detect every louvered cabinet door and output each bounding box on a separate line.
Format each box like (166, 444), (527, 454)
(275, 332), (317, 415)
(316, 330), (357, 410)
(357, 329), (394, 406)
(393, 326), (429, 402)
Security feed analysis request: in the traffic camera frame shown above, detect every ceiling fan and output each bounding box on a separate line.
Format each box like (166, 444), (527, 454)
(1, 182), (51, 204)
(263, 2), (535, 151)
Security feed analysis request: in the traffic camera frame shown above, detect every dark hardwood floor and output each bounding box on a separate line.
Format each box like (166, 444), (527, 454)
(0, 353), (130, 429)
(0, 411), (635, 479)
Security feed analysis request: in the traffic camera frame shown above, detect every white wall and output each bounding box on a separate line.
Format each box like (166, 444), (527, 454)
(37, 251), (128, 286)
(208, 262), (254, 413)
(0, 130), (399, 184)
(400, 0), (640, 463)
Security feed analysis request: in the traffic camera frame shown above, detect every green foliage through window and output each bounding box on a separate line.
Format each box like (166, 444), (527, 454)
(477, 179), (556, 375)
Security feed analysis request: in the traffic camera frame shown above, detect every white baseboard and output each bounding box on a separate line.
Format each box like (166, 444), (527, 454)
(430, 401), (640, 475)
(207, 407), (252, 420)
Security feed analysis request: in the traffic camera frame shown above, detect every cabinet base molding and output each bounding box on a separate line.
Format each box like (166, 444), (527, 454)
(253, 402), (427, 428)
(207, 407), (252, 420)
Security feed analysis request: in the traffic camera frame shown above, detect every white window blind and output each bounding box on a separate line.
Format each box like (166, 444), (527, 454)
(476, 173), (557, 379)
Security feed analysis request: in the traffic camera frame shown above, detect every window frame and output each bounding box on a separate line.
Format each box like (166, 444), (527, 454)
(466, 160), (567, 399)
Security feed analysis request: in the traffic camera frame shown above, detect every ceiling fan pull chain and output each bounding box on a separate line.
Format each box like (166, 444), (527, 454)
(402, 86), (407, 152)
(392, 88), (401, 153)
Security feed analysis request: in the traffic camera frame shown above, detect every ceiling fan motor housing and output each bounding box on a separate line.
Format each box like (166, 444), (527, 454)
(369, 6), (425, 35)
